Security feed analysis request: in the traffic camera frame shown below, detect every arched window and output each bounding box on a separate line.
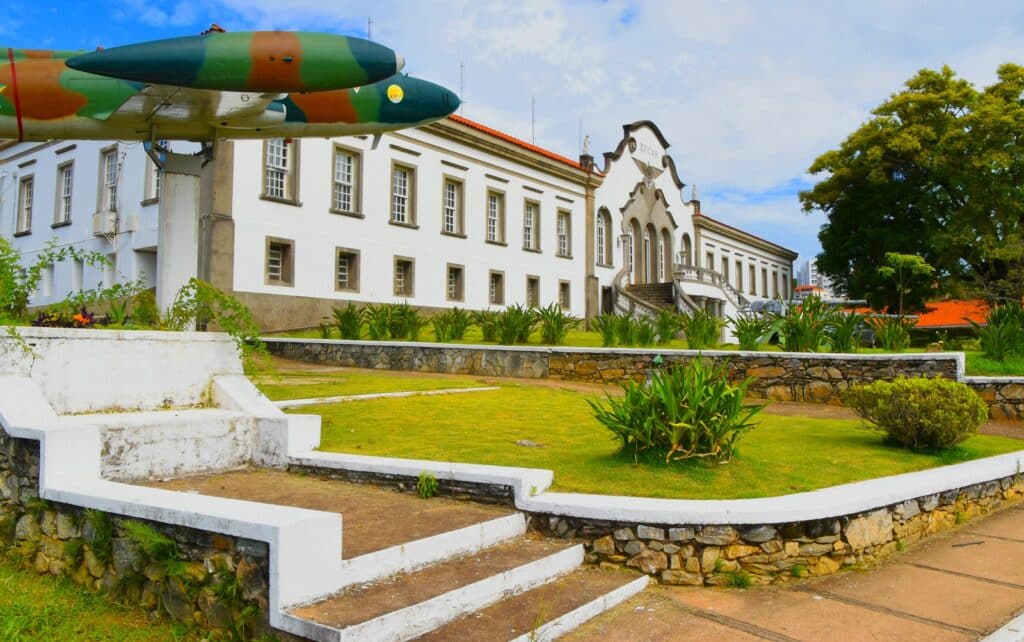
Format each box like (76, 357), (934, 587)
(623, 230), (634, 284)
(596, 211), (607, 265)
(680, 233), (692, 266)
(657, 235), (665, 281)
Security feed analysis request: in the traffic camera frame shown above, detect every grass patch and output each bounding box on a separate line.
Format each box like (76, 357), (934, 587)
(0, 556), (194, 641)
(964, 352), (1024, 376)
(256, 369), (488, 401)
(297, 385), (1023, 499)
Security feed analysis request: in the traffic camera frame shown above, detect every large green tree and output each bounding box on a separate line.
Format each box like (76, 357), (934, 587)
(801, 64), (1024, 310)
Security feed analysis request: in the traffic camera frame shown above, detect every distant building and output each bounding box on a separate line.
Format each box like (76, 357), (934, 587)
(797, 258), (835, 298)
(1, 119), (797, 331)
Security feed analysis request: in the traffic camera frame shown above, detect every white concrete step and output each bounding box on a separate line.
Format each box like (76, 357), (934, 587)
(338, 513), (527, 589)
(61, 409), (255, 481)
(279, 537), (584, 642)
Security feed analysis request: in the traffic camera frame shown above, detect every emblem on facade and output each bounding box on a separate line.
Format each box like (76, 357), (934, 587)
(633, 157), (664, 187)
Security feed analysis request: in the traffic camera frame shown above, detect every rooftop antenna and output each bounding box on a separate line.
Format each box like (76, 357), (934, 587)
(458, 61), (465, 116)
(367, 17), (373, 41)
(531, 96), (536, 144)
(578, 118), (582, 154)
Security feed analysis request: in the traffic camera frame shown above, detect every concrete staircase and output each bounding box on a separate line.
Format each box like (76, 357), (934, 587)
(625, 282), (675, 309)
(280, 513), (647, 641)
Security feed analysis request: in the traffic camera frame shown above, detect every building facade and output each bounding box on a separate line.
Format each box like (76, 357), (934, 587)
(1, 118), (797, 331)
(797, 258), (836, 299)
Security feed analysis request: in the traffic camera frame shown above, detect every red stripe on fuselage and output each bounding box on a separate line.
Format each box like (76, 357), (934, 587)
(6, 48), (24, 142)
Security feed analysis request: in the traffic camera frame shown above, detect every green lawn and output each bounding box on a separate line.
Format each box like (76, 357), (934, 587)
(0, 558), (194, 642)
(294, 384), (1023, 499)
(256, 368), (488, 401)
(964, 352), (1024, 377)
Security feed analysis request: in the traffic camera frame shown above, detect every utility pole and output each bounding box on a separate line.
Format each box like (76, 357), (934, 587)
(459, 61), (465, 116)
(531, 96), (536, 144)
(367, 17), (373, 41)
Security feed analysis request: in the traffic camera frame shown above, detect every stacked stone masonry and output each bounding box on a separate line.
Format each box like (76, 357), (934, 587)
(965, 377), (1024, 421)
(266, 339), (959, 406)
(537, 475), (1024, 586)
(0, 428), (280, 641)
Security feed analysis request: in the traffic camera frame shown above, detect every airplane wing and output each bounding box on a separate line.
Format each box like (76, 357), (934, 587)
(110, 84), (287, 129)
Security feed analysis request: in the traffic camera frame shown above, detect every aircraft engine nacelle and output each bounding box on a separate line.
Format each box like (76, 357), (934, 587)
(65, 31), (405, 93)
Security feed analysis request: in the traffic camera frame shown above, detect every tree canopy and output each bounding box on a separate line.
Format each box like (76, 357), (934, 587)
(801, 64), (1024, 311)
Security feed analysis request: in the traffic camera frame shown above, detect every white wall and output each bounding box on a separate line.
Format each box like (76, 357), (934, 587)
(698, 225), (793, 302)
(230, 128), (589, 314)
(0, 141), (167, 307)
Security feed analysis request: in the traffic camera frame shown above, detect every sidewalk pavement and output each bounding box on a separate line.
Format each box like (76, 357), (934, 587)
(566, 504), (1024, 641)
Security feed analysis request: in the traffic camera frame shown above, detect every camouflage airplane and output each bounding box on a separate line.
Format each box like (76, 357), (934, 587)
(0, 30), (459, 142)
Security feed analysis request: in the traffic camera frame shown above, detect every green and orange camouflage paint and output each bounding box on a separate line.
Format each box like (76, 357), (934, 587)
(0, 31), (457, 142)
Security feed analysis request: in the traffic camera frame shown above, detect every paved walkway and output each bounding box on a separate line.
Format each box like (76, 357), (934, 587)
(566, 504), (1024, 641)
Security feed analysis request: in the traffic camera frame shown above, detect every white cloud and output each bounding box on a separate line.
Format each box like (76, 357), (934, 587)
(174, 0), (1024, 261)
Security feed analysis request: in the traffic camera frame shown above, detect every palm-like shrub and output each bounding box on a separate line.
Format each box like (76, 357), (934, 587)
(844, 377), (987, 449)
(473, 309), (500, 342)
(654, 309), (683, 345)
(680, 309), (723, 350)
(592, 313), (618, 347)
(728, 314), (774, 351)
(635, 316), (657, 347)
(972, 303), (1024, 361)
(773, 296), (832, 352)
(615, 314), (637, 346)
(363, 304), (391, 340)
(869, 316), (916, 352)
(332, 302), (362, 340)
(537, 303), (580, 345)
(589, 359), (761, 464)
(827, 312), (865, 353)
(495, 304), (537, 345)
(431, 307), (471, 342)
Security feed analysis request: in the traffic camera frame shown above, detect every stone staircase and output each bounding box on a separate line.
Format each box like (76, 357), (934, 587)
(279, 512), (647, 641)
(624, 282), (675, 309)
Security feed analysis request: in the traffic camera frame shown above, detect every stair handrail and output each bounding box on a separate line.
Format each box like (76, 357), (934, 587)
(672, 263), (746, 309)
(612, 265), (664, 317)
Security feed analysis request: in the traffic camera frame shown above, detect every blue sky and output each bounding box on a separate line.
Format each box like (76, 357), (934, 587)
(5, 0), (1024, 266)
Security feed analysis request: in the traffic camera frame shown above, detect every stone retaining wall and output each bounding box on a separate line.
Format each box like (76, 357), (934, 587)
(535, 475), (1024, 586)
(965, 377), (1024, 420)
(264, 338), (960, 405)
(289, 463), (516, 506)
(0, 428), (280, 641)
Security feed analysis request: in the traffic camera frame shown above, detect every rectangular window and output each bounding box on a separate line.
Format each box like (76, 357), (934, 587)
(721, 257), (730, 282)
(556, 210), (571, 257)
(446, 264), (464, 301)
(394, 257), (414, 297)
(442, 178), (463, 235)
(55, 162), (73, 225)
(390, 164), (416, 225)
(335, 248), (360, 292)
(523, 201), (539, 251)
(103, 254), (116, 289)
(41, 264), (53, 297)
(762, 268), (768, 297)
(16, 176), (33, 234)
(72, 258), (84, 292)
(489, 270), (505, 305)
(772, 270), (779, 298)
(735, 260), (743, 291)
(749, 265), (757, 295)
(332, 148), (360, 214)
(526, 276), (540, 307)
(101, 148), (118, 212)
(705, 252), (714, 270)
(559, 281), (571, 310)
(265, 237), (294, 286)
(486, 191), (505, 243)
(263, 139), (298, 202)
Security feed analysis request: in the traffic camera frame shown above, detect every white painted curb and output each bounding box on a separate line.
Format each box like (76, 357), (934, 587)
(274, 386), (499, 408)
(984, 613), (1024, 642)
(297, 544), (586, 642)
(337, 513), (526, 589)
(509, 575), (650, 642)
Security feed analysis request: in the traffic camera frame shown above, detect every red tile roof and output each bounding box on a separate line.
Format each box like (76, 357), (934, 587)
(447, 114), (590, 172)
(845, 299), (990, 328)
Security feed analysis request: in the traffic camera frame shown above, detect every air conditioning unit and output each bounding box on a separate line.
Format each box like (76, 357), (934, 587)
(92, 211), (118, 236)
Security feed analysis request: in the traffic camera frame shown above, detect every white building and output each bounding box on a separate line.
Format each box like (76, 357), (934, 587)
(1, 118), (797, 331)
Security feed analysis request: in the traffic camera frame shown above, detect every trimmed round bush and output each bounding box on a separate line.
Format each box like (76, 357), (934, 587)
(843, 376), (987, 449)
